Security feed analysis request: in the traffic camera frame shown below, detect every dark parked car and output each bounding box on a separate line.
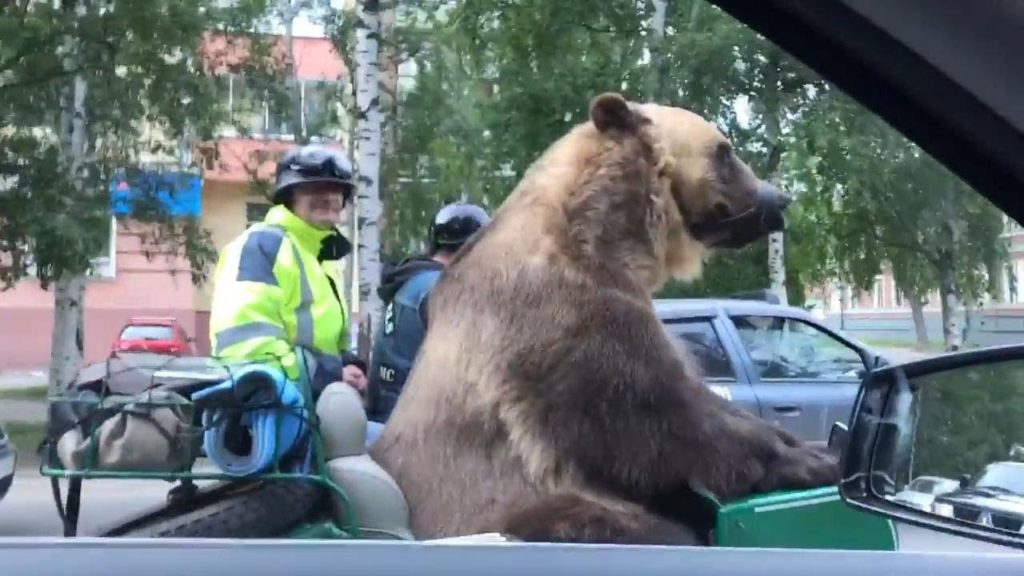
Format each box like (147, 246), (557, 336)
(0, 422), (16, 503)
(931, 461), (1024, 532)
(655, 297), (886, 444)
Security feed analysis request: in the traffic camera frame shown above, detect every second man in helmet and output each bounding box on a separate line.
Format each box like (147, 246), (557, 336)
(366, 202), (491, 426)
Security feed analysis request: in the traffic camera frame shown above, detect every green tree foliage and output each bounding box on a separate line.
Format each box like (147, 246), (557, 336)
(1, 0), (281, 391)
(380, 0), (1007, 326)
(0, 0), (280, 289)
(384, 0), (828, 299)
(912, 360), (1024, 480)
(785, 87), (1007, 347)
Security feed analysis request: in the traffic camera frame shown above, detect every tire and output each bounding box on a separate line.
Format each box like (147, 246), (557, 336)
(105, 479), (326, 538)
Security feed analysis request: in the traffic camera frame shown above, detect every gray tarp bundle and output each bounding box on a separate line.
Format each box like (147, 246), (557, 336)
(45, 352), (229, 469)
(71, 352), (232, 396)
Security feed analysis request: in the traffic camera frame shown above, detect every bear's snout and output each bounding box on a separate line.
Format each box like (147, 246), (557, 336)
(690, 182), (791, 250)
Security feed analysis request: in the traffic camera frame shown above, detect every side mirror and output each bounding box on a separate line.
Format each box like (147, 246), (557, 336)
(839, 344), (1024, 551)
(828, 421), (850, 456)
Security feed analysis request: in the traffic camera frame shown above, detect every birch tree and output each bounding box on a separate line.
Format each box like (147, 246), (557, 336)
(50, 0), (90, 397)
(353, 0), (384, 355)
(646, 0), (668, 102)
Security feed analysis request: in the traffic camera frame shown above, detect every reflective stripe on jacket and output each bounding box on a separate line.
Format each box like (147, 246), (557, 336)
(209, 204), (349, 380)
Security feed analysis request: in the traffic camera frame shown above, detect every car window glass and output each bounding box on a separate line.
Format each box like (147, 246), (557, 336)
(731, 315), (864, 381)
(667, 319), (736, 380)
(120, 325), (175, 341)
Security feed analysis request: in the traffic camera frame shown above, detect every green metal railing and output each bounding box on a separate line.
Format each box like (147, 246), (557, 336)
(40, 351), (360, 538)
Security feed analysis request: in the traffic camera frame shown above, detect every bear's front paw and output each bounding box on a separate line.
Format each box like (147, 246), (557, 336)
(755, 446), (840, 494)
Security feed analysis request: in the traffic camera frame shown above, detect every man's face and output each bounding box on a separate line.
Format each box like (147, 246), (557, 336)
(291, 182), (351, 229)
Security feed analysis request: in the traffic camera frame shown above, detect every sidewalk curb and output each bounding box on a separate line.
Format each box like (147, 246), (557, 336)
(0, 369), (47, 390)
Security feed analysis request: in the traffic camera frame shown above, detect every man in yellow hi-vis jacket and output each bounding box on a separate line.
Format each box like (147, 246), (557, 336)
(209, 144), (370, 414)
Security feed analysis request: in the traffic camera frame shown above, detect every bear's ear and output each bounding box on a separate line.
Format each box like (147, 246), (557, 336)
(589, 93), (635, 133)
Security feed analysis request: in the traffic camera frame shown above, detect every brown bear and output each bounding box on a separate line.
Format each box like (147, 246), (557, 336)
(368, 93), (839, 545)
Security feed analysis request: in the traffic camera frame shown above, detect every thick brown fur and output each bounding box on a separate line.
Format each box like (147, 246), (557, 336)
(369, 93), (838, 545)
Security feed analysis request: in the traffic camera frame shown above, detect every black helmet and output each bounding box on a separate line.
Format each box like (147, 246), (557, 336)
(429, 202), (491, 252)
(273, 144), (355, 205)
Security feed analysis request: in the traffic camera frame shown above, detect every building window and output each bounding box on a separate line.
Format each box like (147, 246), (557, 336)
(246, 202), (270, 228)
(894, 287), (904, 308)
(302, 80), (344, 139)
(1007, 261), (1015, 303)
(215, 73), (346, 141)
(19, 215), (116, 280)
(872, 276), (884, 309)
(263, 84), (292, 137)
(89, 216), (117, 279)
(849, 288), (860, 310)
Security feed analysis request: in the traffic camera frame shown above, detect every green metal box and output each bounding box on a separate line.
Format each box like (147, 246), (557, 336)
(714, 487), (898, 551)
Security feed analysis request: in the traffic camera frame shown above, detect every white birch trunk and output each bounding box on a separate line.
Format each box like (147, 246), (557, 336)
(938, 256), (962, 351)
(647, 0), (667, 101)
(50, 275), (87, 394)
(354, 0), (384, 357)
(939, 187), (963, 351)
(346, 80), (360, 351)
(768, 231), (788, 305)
(939, 267), (962, 351)
(50, 0), (89, 394)
(762, 48), (788, 306)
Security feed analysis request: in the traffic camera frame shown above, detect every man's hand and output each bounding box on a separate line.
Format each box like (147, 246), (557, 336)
(342, 364), (368, 394)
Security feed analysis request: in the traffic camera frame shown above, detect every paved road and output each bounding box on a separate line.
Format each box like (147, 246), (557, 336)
(895, 522), (1017, 554)
(0, 476), (181, 537)
(0, 399), (48, 424)
(0, 475), (1018, 553)
(876, 346), (936, 364)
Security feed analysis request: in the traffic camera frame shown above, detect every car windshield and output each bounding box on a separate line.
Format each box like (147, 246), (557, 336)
(2, 0), (1021, 559)
(119, 325), (174, 341)
(973, 464), (1024, 495)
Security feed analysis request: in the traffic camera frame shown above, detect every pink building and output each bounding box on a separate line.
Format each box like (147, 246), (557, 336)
(0, 34), (348, 370)
(805, 217), (1024, 346)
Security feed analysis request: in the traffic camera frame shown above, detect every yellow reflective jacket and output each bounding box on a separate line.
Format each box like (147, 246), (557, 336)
(209, 204), (353, 380)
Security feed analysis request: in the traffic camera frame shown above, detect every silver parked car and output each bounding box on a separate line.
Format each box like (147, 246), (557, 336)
(892, 476), (960, 512)
(654, 296), (887, 445)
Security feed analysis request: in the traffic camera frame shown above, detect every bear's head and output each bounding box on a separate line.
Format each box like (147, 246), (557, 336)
(585, 92), (791, 287)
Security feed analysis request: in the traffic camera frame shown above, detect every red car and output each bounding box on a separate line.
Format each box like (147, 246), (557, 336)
(110, 317), (195, 357)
